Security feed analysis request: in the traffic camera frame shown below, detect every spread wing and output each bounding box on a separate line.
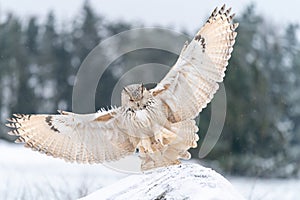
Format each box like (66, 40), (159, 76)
(151, 5), (238, 121)
(6, 109), (135, 164)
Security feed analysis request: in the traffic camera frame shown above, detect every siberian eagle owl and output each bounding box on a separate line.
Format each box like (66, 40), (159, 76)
(7, 5), (238, 171)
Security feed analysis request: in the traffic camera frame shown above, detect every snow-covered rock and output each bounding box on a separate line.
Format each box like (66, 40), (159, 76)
(80, 163), (246, 200)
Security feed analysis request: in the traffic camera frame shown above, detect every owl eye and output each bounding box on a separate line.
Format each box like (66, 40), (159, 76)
(129, 99), (134, 102)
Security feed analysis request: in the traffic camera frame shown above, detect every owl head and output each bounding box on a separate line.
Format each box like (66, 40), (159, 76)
(121, 84), (150, 110)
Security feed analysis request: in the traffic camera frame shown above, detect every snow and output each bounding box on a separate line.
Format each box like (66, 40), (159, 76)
(0, 141), (126, 199)
(80, 163), (246, 200)
(231, 177), (300, 200)
(0, 141), (300, 200)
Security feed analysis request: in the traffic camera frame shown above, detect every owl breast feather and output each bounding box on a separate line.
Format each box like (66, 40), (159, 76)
(134, 109), (152, 128)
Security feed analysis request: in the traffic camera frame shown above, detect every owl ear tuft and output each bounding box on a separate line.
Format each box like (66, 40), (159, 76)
(123, 87), (130, 95)
(123, 86), (134, 100)
(140, 83), (145, 95)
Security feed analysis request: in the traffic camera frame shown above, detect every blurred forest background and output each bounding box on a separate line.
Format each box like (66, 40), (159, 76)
(0, 2), (300, 178)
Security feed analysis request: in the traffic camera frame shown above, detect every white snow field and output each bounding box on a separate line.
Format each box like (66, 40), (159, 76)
(80, 163), (246, 200)
(0, 141), (299, 200)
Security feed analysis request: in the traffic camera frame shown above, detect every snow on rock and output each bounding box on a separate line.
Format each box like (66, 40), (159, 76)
(80, 163), (246, 200)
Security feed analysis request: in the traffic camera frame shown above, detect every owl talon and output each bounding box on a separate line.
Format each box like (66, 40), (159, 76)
(138, 139), (154, 153)
(154, 133), (164, 145)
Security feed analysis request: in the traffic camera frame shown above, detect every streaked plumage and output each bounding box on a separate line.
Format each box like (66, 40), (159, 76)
(6, 5), (238, 171)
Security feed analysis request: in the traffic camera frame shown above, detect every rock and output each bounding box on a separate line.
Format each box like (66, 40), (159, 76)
(80, 163), (245, 200)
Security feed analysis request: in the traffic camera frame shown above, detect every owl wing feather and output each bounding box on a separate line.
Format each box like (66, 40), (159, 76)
(6, 108), (135, 164)
(151, 5), (238, 121)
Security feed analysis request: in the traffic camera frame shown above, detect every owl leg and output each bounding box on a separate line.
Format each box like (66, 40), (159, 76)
(154, 127), (177, 146)
(139, 145), (182, 171)
(138, 138), (154, 153)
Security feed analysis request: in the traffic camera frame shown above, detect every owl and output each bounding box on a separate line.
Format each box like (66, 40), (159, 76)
(6, 5), (238, 171)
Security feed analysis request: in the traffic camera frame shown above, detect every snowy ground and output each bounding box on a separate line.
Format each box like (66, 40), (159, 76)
(231, 176), (300, 200)
(0, 141), (299, 200)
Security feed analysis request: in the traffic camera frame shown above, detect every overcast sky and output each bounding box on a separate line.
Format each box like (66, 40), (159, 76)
(0, 0), (299, 32)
